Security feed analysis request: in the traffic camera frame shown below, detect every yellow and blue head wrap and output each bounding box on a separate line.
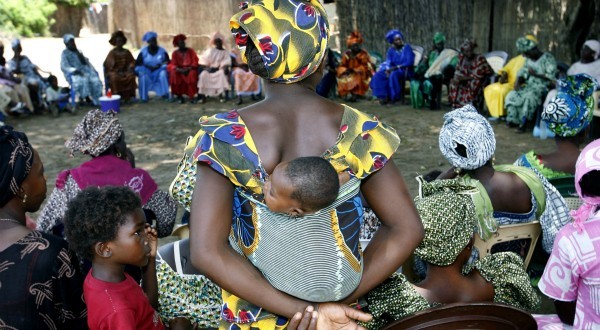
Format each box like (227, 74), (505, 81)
(230, 0), (329, 84)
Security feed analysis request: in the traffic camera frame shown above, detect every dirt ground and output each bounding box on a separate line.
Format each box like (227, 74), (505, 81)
(9, 96), (555, 218)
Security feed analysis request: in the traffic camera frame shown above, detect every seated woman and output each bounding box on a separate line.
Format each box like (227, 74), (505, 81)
(231, 48), (261, 105)
(135, 31), (170, 102)
(172, 1), (423, 328)
(535, 139), (600, 329)
(438, 105), (569, 255)
(156, 238), (222, 329)
(103, 30), (137, 102)
(61, 34), (103, 106)
(448, 39), (493, 109)
(363, 177), (540, 329)
(36, 109), (176, 239)
(336, 31), (372, 102)
(505, 36), (557, 132)
(167, 34), (199, 104)
(410, 32), (458, 110)
(516, 74), (598, 196)
(370, 29), (414, 105)
(483, 37), (528, 118)
(8, 39), (49, 112)
(315, 48), (339, 98)
(197, 32), (232, 103)
(0, 126), (87, 329)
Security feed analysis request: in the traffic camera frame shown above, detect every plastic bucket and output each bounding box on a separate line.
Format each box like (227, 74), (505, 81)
(99, 95), (121, 113)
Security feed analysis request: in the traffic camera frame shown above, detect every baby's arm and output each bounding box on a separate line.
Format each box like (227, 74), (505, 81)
(142, 225), (159, 310)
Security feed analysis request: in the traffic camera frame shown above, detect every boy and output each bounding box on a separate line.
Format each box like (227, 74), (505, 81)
(263, 156), (341, 217)
(63, 186), (164, 329)
(45, 74), (74, 116)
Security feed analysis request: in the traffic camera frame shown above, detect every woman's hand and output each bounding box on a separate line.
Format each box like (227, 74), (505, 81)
(145, 224), (158, 258)
(287, 305), (318, 330)
(316, 303), (372, 330)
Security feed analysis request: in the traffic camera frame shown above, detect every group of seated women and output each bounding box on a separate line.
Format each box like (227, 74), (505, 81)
(1, 0), (599, 328)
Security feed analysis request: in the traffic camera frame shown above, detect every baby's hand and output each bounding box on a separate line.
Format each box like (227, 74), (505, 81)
(145, 224), (158, 258)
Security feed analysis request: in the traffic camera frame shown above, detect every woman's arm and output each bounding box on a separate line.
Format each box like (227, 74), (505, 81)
(189, 163), (311, 318)
(554, 300), (576, 325)
(343, 161), (423, 303)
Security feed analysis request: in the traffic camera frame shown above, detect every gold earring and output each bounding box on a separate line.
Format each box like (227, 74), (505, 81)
(22, 194), (27, 204)
(454, 167), (462, 175)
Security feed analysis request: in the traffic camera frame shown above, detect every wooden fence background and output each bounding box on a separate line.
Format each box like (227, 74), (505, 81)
(336, 0), (600, 64)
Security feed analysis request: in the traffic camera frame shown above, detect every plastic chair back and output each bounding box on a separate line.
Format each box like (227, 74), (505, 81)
(382, 302), (537, 330)
(369, 51), (383, 67)
(171, 224), (190, 239)
(564, 197), (583, 211)
(548, 176), (576, 197)
(473, 221), (541, 269)
(412, 45), (424, 67)
(484, 51), (508, 74)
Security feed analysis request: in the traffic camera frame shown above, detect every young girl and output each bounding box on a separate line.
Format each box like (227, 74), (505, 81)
(537, 139), (600, 328)
(63, 186), (163, 329)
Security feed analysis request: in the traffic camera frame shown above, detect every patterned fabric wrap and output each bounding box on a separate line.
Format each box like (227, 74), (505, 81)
(363, 253), (540, 329)
(542, 73), (598, 137)
(169, 105), (400, 325)
(413, 177), (478, 266)
(584, 39), (600, 59)
(516, 36), (537, 53)
(433, 32), (445, 44)
(346, 30), (364, 46)
(385, 29), (404, 44)
(65, 109), (123, 157)
(63, 34), (75, 44)
(572, 139), (600, 232)
(439, 104), (496, 170)
(0, 126), (34, 207)
(142, 31), (157, 42)
(172, 34), (186, 47)
(155, 254), (221, 327)
(230, 0), (329, 84)
(463, 252), (541, 311)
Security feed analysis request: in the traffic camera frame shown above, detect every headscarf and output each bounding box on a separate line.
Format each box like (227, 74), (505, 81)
(230, 0), (329, 84)
(65, 109), (123, 157)
(571, 139), (600, 233)
(516, 35), (538, 53)
(414, 177), (478, 266)
(172, 34), (187, 47)
(459, 38), (477, 53)
(439, 104), (496, 170)
(11, 38), (20, 49)
(433, 32), (445, 44)
(542, 74), (598, 137)
(210, 31), (226, 46)
(583, 39), (600, 60)
(142, 31), (158, 43)
(385, 29), (403, 44)
(346, 30), (364, 47)
(0, 126), (34, 207)
(109, 30), (127, 46)
(63, 34), (75, 45)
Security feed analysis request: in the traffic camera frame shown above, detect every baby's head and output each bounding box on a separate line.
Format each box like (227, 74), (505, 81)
(264, 157), (339, 217)
(63, 186), (151, 267)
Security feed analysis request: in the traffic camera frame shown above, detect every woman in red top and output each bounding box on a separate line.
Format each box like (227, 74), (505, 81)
(167, 34), (199, 104)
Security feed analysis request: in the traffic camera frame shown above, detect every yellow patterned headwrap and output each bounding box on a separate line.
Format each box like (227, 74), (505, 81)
(230, 0), (329, 84)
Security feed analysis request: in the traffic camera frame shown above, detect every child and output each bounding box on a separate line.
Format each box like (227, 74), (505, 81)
(45, 74), (73, 116)
(63, 186), (164, 329)
(263, 156), (340, 217)
(536, 139), (600, 329)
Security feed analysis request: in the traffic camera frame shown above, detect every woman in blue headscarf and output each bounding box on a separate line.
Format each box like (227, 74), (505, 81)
(370, 29), (415, 105)
(134, 31), (170, 102)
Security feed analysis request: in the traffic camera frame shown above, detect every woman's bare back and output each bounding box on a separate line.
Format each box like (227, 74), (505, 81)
(238, 92), (344, 174)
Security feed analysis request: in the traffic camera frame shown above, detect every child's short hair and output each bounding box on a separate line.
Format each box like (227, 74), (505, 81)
(63, 186), (142, 260)
(47, 74), (57, 84)
(580, 170), (600, 197)
(285, 157), (339, 212)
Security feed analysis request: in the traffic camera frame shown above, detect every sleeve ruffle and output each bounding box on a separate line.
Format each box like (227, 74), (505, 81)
(326, 107), (400, 180)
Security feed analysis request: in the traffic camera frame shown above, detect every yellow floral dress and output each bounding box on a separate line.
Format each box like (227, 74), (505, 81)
(170, 105), (400, 329)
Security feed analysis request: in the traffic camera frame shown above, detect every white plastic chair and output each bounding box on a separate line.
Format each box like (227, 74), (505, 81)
(473, 221), (541, 269)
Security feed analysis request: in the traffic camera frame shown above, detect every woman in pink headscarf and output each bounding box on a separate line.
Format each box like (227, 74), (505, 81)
(167, 34), (199, 104)
(536, 139), (600, 329)
(197, 32), (232, 103)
